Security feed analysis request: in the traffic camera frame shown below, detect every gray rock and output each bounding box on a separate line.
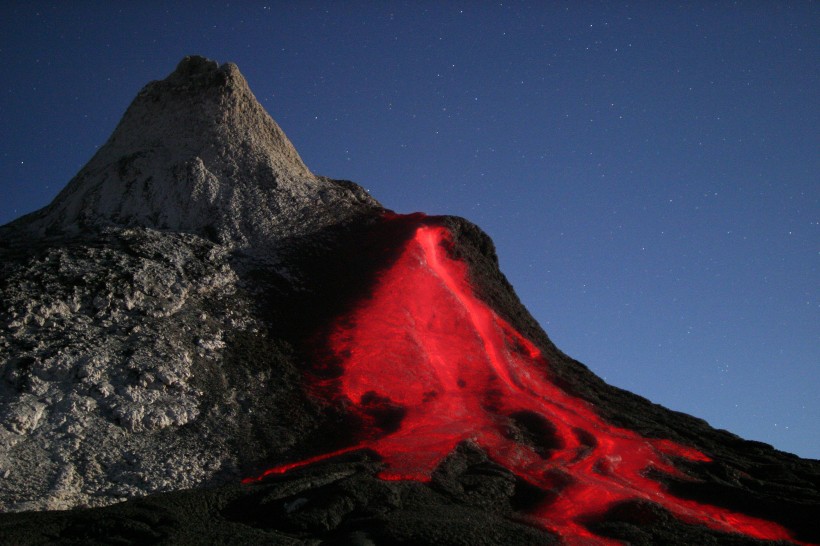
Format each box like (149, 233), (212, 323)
(6, 55), (380, 250)
(0, 227), (251, 510)
(0, 56), (381, 511)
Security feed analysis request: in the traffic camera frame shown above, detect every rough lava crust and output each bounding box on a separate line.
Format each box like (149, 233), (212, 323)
(245, 213), (810, 545)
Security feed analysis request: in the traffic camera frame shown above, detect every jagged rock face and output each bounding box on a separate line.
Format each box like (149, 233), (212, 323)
(0, 228), (247, 510)
(1, 57), (818, 545)
(0, 55), (384, 511)
(7, 56), (379, 248)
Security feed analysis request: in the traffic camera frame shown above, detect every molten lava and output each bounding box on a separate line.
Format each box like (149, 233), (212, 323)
(246, 215), (804, 545)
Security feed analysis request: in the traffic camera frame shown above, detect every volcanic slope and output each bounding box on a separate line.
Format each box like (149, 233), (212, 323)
(1, 57), (817, 545)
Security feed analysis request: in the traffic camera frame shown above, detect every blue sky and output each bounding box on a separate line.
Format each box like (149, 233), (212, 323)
(1, 1), (817, 458)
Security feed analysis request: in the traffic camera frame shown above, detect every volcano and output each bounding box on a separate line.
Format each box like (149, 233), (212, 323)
(0, 57), (817, 545)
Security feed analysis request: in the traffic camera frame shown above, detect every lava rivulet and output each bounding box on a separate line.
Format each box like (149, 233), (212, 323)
(246, 216), (804, 545)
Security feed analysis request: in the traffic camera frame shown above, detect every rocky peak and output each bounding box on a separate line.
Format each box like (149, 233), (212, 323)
(113, 55), (311, 179)
(8, 56), (380, 248)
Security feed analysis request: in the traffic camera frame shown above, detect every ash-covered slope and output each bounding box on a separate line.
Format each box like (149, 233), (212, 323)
(0, 56), (381, 513)
(1, 57), (818, 545)
(6, 55), (378, 248)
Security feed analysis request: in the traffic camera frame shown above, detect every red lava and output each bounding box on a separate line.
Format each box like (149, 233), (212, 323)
(246, 215), (804, 545)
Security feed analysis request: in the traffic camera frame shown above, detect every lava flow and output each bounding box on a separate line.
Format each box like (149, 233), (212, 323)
(246, 215), (804, 545)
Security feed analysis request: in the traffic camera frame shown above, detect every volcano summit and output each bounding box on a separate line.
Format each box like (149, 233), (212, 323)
(8, 55), (378, 248)
(1, 57), (817, 545)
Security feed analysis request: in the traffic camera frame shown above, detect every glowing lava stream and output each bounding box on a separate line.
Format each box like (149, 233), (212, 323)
(246, 218), (804, 545)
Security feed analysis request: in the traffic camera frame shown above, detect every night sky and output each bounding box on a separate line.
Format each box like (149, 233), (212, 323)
(1, 2), (817, 458)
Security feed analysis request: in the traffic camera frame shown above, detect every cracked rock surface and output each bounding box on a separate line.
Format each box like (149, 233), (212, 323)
(0, 56), (381, 512)
(0, 227), (251, 509)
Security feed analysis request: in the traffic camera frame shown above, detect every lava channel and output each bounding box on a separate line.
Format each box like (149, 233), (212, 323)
(246, 215), (806, 545)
